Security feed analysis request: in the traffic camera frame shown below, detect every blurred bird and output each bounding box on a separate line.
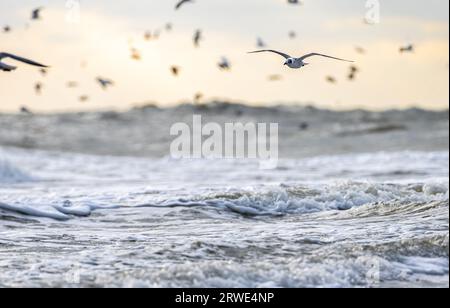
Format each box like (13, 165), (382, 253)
(31, 7), (44, 20)
(355, 46), (366, 54)
(79, 95), (89, 102)
(175, 0), (194, 10)
(3, 25), (11, 33)
(218, 57), (231, 71)
(0, 52), (48, 72)
(348, 65), (359, 81)
(66, 81), (79, 88)
(326, 76), (337, 84)
(194, 92), (203, 104)
(97, 77), (114, 90)
(20, 106), (32, 115)
(268, 74), (283, 81)
(248, 50), (353, 69)
(257, 37), (267, 48)
(288, 31), (297, 39)
(144, 31), (153, 41)
(39, 68), (47, 76)
(399, 44), (414, 53)
(34, 82), (43, 95)
(193, 30), (202, 47)
(287, 0), (303, 5)
(171, 66), (180, 76)
(130, 48), (142, 61)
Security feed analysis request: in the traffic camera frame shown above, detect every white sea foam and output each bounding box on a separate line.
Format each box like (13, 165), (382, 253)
(0, 146), (448, 287)
(0, 159), (32, 183)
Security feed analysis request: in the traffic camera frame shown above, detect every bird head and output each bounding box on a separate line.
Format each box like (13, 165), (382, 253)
(284, 58), (294, 66)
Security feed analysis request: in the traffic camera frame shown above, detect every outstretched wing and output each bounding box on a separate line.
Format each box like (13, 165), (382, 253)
(298, 53), (353, 62)
(175, 0), (191, 10)
(0, 53), (48, 68)
(248, 50), (292, 59)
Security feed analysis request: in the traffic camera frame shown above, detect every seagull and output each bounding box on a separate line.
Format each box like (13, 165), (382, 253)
(34, 82), (43, 95)
(268, 74), (283, 81)
(171, 66), (180, 76)
(175, 0), (194, 10)
(79, 95), (89, 102)
(326, 76), (337, 84)
(347, 65), (360, 81)
(193, 30), (202, 47)
(0, 52), (48, 72)
(248, 50), (353, 69)
(399, 44), (414, 53)
(66, 81), (79, 88)
(97, 77), (114, 90)
(31, 7), (44, 20)
(257, 37), (267, 48)
(218, 57), (231, 71)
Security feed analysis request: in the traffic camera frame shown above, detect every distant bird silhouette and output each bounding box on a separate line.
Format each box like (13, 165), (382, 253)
(97, 77), (114, 90)
(218, 57), (231, 71)
(268, 74), (283, 81)
(20, 106), (32, 115)
(257, 37), (267, 48)
(31, 7), (44, 20)
(79, 95), (89, 102)
(348, 65), (359, 81)
(34, 82), (43, 95)
(171, 66), (180, 76)
(355, 46), (366, 54)
(194, 92), (203, 104)
(130, 48), (142, 61)
(66, 81), (79, 88)
(326, 76), (337, 84)
(399, 44), (414, 53)
(193, 30), (202, 47)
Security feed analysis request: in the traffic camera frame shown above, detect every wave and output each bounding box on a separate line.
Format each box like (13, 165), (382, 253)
(136, 181), (449, 217)
(0, 159), (32, 183)
(1, 101), (448, 158)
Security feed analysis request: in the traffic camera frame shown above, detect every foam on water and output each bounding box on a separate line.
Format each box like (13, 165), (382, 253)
(0, 146), (448, 287)
(0, 159), (32, 183)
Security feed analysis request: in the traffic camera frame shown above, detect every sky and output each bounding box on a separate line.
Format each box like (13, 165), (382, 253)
(0, 0), (449, 113)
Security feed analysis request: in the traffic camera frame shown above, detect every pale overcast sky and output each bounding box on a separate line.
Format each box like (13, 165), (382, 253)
(0, 0), (448, 112)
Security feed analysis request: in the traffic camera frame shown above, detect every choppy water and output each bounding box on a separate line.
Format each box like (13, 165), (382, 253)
(0, 104), (448, 288)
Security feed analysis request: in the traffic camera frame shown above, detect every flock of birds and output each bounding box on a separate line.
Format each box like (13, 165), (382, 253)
(1, 0), (417, 113)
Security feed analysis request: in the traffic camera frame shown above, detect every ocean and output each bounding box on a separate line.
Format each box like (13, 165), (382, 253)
(0, 103), (448, 287)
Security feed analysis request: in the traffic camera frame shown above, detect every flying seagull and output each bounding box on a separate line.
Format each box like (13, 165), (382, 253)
(97, 77), (114, 90)
(399, 44), (414, 53)
(31, 7), (44, 20)
(175, 0), (194, 10)
(0, 52), (48, 72)
(248, 50), (353, 69)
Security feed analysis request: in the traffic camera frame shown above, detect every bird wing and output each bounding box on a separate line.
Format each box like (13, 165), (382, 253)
(0, 53), (48, 67)
(248, 50), (292, 59)
(175, 0), (190, 10)
(298, 53), (353, 62)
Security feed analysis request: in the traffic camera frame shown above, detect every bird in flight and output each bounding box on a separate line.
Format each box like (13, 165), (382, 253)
(175, 0), (194, 10)
(248, 50), (353, 69)
(399, 44), (414, 53)
(31, 7), (44, 20)
(0, 52), (48, 72)
(97, 77), (114, 90)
